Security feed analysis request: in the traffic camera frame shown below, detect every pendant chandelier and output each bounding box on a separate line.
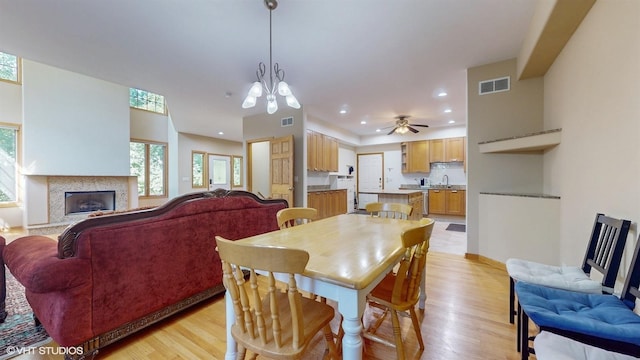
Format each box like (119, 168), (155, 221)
(242, 0), (300, 114)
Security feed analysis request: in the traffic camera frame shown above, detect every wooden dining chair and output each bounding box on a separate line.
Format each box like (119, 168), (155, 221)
(365, 202), (413, 220)
(276, 207), (318, 229)
(363, 217), (435, 360)
(216, 236), (338, 360)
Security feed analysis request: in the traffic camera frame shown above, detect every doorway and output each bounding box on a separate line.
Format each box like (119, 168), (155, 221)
(208, 154), (231, 191)
(357, 153), (383, 209)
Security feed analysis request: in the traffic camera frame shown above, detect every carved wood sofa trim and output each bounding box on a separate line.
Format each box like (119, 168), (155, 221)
(58, 189), (288, 258)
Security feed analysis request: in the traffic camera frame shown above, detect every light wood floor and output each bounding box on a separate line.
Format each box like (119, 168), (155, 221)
(4, 222), (535, 360)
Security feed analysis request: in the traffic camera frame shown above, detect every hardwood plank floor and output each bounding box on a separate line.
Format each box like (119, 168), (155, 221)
(5, 223), (535, 360)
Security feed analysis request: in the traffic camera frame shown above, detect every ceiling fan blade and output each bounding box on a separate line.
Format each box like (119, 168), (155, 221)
(409, 124), (429, 128)
(408, 126), (419, 133)
(387, 127), (398, 135)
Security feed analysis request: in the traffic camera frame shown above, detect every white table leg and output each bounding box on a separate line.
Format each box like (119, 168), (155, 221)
(341, 316), (364, 359)
(336, 289), (367, 360)
(224, 291), (237, 360)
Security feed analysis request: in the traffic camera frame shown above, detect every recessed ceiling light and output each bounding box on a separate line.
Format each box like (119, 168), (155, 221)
(448, 120), (455, 124)
(360, 120), (367, 125)
(376, 129), (381, 132)
(218, 131), (224, 135)
(438, 91), (447, 97)
(339, 109), (347, 114)
(444, 108), (452, 113)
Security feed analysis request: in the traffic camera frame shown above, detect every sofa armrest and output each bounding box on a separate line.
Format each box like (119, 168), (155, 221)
(4, 236), (91, 293)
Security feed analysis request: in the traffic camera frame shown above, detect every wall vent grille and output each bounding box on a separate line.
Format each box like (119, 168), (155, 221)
(479, 76), (510, 95)
(281, 117), (294, 127)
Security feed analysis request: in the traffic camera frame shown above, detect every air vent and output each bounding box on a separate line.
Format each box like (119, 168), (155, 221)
(479, 76), (510, 95)
(281, 117), (294, 127)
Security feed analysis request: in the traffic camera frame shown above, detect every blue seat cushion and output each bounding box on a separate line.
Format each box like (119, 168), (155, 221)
(516, 281), (640, 347)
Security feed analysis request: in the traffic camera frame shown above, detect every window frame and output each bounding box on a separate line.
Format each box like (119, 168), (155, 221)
(0, 122), (20, 207)
(0, 52), (21, 85)
(130, 139), (168, 199)
(129, 88), (167, 115)
(191, 151), (207, 188)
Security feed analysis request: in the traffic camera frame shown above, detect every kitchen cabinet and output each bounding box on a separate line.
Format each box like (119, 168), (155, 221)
(446, 189), (466, 215)
(307, 130), (338, 172)
(445, 137), (465, 162)
(401, 141), (430, 173)
(428, 189), (466, 216)
(429, 137), (465, 164)
(307, 189), (347, 219)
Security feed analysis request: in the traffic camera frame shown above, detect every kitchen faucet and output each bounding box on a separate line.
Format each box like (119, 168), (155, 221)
(442, 174), (449, 187)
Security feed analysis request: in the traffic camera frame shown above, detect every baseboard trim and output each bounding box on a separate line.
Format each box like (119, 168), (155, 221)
(465, 253), (506, 271)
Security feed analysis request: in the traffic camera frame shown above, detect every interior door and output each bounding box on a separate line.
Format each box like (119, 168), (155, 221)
(208, 154), (231, 191)
(270, 135), (294, 206)
(357, 153), (383, 209)
(358, 153), (383, 191)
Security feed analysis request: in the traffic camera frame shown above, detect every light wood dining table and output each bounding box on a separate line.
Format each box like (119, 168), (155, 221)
(223, 213), (425, 360)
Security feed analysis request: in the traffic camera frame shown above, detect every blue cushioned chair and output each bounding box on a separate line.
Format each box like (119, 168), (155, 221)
(515, 234), (640, 359)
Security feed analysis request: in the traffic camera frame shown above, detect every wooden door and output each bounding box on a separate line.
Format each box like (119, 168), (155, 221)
(307, 130), (316, 171)
(270, 135), (294, 206)
(429, 139), (445, 163)
(428, 189), (446, 214)
(408, 140), (429, 172)
(446, 189), (466, 215)
(445, 137), (465, 162)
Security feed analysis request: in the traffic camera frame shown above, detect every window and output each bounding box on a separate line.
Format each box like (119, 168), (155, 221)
(0, 124), (19, 204)
(130, 140), (167, 197)
(129, 88), (166, 114)
(0, 51), (20, 84)
(192, 151), (206, 188)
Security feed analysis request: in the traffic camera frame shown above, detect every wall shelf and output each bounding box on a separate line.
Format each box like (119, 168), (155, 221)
(478, 129), (561, 154)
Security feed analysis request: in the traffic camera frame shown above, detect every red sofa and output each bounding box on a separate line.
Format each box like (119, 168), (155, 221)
(1, 189), (287, 357)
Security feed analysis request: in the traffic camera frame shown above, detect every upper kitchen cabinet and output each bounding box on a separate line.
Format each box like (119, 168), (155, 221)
(307, 130), (338, 172)
(401, 140), (430, 173)
(429, 137), (465, 164)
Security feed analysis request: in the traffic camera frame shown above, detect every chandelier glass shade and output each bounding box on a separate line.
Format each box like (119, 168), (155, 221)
(242, 0), (300, 114)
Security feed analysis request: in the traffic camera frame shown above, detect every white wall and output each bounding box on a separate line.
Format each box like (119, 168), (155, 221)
(177, 132), (242, 195)
(22, 61), (130, 176)
(467, 59), (545, 257)
(543, 0), (640, 271)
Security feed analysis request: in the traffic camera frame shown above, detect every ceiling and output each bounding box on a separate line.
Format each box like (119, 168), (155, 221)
(0, 0), (537, 142)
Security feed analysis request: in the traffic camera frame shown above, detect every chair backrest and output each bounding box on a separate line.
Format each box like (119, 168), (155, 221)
(365, 202), (413, 220)
(216, 236), (311, 351)
(620, 234), (640, 306)
(582, 213), (631, 293)
(276, 207), (318, 229)
(391, 218), (434, 305)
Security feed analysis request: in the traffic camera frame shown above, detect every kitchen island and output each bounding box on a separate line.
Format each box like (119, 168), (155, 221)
(358, 189), (423, 220)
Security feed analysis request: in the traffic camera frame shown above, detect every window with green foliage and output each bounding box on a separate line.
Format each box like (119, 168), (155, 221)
(0, 125), (18, 203)
(130, 140), (167, 197)
(129, 88), (166, 114)
(0, 51), (20, 83)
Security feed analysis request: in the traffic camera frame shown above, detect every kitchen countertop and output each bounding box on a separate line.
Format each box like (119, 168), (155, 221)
(399, 185), (467, 191)
(358, 189), (423, 195)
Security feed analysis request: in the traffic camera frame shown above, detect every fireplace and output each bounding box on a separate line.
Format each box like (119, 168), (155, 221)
(65, 190), (116, 215)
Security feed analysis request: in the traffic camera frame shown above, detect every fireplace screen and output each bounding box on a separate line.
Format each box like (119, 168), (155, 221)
(65, 191), (116, 215)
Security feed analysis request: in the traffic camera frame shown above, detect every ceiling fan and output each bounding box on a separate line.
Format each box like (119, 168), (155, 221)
(385, 115), (429, 135)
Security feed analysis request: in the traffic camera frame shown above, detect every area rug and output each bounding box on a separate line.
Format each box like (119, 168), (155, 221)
(0, 269), (51, 360)
(445, 223), (466, 232)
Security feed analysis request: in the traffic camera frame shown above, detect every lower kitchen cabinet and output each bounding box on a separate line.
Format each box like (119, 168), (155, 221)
(307, 189), (347, 220)
(428, 189), (466, 216)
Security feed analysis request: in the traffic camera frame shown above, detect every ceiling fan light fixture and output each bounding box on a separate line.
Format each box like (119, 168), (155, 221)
(242, 0), (298, 115)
